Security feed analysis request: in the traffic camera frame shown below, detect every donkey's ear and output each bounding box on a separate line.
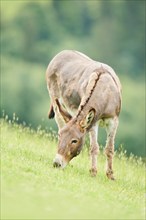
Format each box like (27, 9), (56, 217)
(55, 99), (72, 123)
(79, 109), (95, 132)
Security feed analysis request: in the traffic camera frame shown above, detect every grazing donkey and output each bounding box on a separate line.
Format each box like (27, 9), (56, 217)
(46, 50), (122, 180)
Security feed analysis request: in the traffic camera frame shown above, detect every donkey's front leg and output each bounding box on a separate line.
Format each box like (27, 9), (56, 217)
(89, 125), (99, 177)
(105, 117), (119, 180)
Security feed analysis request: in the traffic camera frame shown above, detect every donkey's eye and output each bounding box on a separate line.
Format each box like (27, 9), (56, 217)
(71, 139), (78, 144)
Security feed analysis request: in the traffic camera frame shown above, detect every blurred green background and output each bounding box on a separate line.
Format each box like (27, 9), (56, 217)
(1, 0), (145, 157)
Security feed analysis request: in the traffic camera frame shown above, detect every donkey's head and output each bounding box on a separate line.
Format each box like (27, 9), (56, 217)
(53, 99), (95, 168)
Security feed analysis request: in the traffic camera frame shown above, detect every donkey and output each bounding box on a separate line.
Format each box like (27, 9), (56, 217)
(46, 50), (122, 180)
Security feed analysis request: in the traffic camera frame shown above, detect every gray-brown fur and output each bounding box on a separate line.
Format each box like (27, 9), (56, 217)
(46, 50), (122, 179)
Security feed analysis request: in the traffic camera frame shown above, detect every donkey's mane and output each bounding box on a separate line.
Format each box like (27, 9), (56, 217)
(76, 66), (106, 119)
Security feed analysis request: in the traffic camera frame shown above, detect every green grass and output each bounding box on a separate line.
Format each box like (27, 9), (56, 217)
(1, 120), (145, 220)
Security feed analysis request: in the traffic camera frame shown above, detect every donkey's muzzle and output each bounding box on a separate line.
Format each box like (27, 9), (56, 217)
(53, 153), (66, 168)
(53, 154), (63, 167)
(53, 160), (62, 168)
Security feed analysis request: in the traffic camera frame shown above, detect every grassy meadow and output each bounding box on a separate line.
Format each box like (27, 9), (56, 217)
(1, 2), (145, 219)
(1, 119), (145, 220)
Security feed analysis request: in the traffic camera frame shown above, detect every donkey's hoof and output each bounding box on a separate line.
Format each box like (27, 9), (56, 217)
(89, 168), (97, 177)
(106, 171), (116, 180)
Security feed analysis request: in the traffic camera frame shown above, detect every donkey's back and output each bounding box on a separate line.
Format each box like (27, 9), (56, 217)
(46, 50), (121, 114)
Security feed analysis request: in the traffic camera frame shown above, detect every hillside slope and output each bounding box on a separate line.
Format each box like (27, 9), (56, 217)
(1, 120), (145, 220)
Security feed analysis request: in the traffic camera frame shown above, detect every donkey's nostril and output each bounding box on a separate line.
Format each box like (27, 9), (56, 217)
(53, 161), (61, 168)
(53, 154), (63, 168)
